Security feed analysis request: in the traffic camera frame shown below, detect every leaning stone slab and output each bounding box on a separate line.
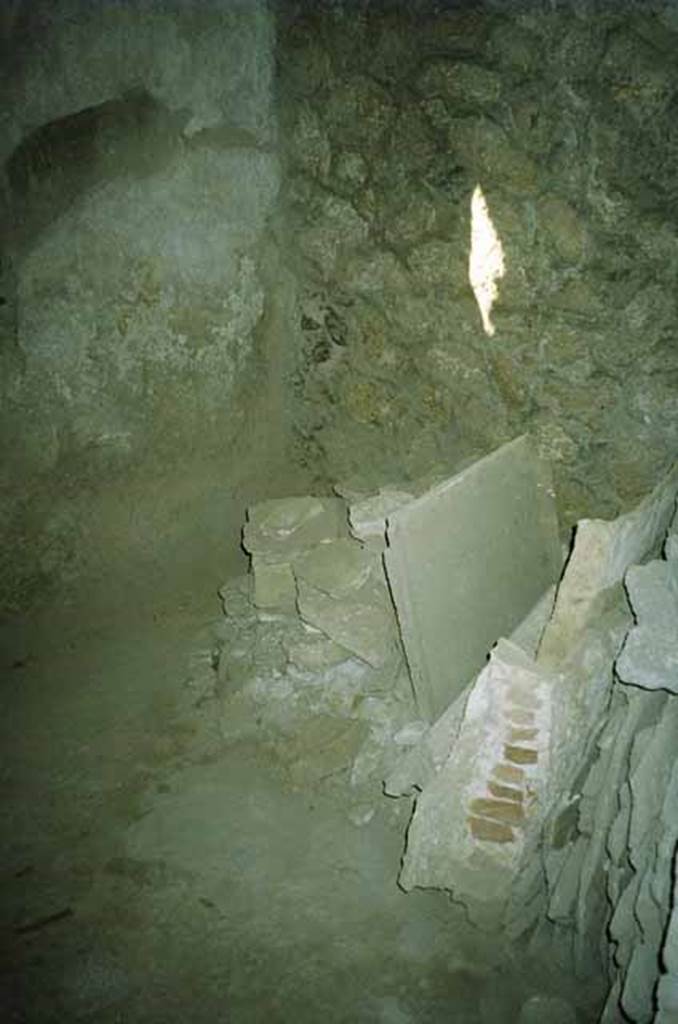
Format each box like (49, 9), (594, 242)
(383, 586), (555, 798)
(617, 558), (678, 694)
(384, 435), (561, 722)
(539, 461), (678, 666)
(242, 496), (347, 560)
(398, 582), (631, 929)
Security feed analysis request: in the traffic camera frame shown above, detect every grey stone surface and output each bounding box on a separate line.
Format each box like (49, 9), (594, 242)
(384, 436), (561, 721)
(292, 538), (377, 598)
(617, 559), (678, 694)
(285, 630), (353, 673)
(250, 557), (297, 616)
(296, 575), (397, 670)
(348, 489), (414, 548)
(539, 463), (678, 667)
(243, 497), (347, 561)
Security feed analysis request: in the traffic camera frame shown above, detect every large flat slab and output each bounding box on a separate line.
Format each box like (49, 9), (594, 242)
(384, 436), (561, 721)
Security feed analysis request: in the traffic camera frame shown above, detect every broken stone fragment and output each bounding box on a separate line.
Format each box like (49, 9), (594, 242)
(250, 556), (297, 615)
(348, 487), (414, 547)
(547, 836), (586, 924)
(292, 538), (376, 598)
(218, 576), (253, 619)
(296, 574), (398, 669)
(242, 496), (347, 560)
(539, 461), (678, 666)
(383, 684), (470, 797)
(284, 629), (354, 673)
(617, 558), (678, 694)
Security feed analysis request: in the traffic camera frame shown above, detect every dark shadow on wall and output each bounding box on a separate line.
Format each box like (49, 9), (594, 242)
(5, 89), (185, 260)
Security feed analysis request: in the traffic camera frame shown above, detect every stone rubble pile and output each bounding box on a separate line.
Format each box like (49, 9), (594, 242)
(214, 491), (425, 796)
(213, 443), (678, 1023)
(384, 462), (678, 1024)
(533, 498), (678, 1024)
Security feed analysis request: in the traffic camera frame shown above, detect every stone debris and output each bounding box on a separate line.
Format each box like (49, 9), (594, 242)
(504, 465), (678, 1023)
(617, 556), (678, 695)
(384, 435), (561, 721)
(539, 465), (678, 666)
(215, 493), (418, 794)
(386, 459), (678, 1022)
(215, 456), (678, 1024)
(296, 575), (398, 670)
(292, 537), (400, 668)
(242, 496), (347, 561)
(347, 488), (414, 550)
(250, 556), (297, 614)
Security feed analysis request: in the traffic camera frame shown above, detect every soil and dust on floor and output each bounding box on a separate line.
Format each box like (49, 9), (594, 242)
(0, 552), (585, 1024)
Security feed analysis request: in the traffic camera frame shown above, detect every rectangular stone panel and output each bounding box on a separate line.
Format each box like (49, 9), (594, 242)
(384, 436), (561, 721)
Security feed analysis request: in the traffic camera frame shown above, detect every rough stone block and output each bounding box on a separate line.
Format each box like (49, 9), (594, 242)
(539, 462), (678, 666)
(617, 558), (678, 694)
(243, 496), (347, 560)
(250, 556), (297, 614)
(384, 435), (561, 721)
(284, 630), (353, 673)
(296, 574), (397, 669)
(348, 488), (414, 548)
(292, 538), (376, 597)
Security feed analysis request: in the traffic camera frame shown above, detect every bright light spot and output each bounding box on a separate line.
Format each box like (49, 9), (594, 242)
(468, 184), (505, 337)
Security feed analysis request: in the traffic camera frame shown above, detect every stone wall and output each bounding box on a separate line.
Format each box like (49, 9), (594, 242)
(277, 0), (678, 527)
(0, 0), (300, 612)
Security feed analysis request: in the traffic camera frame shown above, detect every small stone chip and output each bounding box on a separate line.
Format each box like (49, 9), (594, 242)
(504, 744), (538, 765)
(488, 781), (524, 803)
(509, 727), (538, 743)
(493, 762), (525, 786)
(468, 816), (515, 844)
(470, 797), (525, 825)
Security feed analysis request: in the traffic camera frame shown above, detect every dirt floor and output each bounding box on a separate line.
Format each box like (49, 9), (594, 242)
(0, 552), (588, 1023)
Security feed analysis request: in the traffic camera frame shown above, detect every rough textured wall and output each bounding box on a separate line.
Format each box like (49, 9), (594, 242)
(277, 0), (678, 527)
(0, 0), (297, 611)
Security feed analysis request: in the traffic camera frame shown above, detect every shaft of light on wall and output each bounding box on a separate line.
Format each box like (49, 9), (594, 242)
(469, 184), (506, 337)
